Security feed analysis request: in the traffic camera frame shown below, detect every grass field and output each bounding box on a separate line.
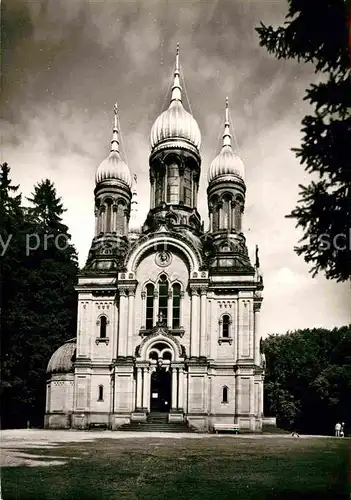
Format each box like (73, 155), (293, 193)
(2, 434), (350, 500)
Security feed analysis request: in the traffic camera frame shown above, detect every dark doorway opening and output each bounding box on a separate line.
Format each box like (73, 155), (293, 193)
(150, 364), (171, 412)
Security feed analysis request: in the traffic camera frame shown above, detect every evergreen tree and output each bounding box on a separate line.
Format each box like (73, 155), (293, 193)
(256, 0), (351, 282)
(1, 169), (78, 428)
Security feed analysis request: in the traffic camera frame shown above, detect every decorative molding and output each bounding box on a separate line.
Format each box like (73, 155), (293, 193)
(96, 315), (110, 325)
(139, 327), (185, 339)
(155, 250), (172, 267)
(95, 337), (110, 345)
(218, 337), (233, 345)
(135, 326), (186, 359)
(92, 290), (115, 297)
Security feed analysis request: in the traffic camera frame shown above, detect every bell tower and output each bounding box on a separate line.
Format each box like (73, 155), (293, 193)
(207, 98), (253, 272)
(143, 44), (203, 234)
(84, 103), (132, 272)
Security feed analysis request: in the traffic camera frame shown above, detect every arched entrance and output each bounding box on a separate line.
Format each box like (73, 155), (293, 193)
(150, 360), (171, 412)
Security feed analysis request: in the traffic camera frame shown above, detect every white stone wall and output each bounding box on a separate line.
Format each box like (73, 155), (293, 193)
(89, 370), (111, 413)
(47, 374), (74, 413)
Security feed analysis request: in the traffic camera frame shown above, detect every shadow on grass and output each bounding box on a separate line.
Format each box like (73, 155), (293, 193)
(2, 437), (349, 500)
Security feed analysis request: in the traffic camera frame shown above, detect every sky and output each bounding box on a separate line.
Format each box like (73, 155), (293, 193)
(2, 0), (350, 335)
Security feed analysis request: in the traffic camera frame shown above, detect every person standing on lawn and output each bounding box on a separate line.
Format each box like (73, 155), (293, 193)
(335, 422), (341, 437)
(340, 422), (345, 437)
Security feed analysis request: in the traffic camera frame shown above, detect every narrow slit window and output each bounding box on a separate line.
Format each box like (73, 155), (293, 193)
(146, 284), (154, 329)
(98, 385), (104, 401)
(100, 316), (107, 338)
(172, 284), (181, 329)
(222, 315), (230, 338)
(222, 386), (228, 403)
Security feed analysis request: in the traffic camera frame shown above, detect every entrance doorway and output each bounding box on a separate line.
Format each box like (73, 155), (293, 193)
(150, 364), (171, 412)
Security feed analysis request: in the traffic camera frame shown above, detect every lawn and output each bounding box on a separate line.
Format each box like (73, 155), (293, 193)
(2, 435), (350, 500)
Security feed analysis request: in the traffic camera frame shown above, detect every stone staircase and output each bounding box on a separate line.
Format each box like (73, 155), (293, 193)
(118, 412), (192, 433)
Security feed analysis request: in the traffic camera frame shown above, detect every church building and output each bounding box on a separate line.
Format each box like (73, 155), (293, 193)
(45, 46), (265, 432)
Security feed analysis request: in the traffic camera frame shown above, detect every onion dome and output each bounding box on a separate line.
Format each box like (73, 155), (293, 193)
(96, 103), (132, 187)
(150, 43), (201, 154)
(208, 98), (245, 182)
(47, 338), (76, 375)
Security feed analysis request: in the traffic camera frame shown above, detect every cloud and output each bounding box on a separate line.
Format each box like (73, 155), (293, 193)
(2, 0), (349, 334)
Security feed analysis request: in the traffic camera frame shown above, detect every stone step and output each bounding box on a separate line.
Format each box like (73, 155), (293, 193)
(119, 422), (192, 433)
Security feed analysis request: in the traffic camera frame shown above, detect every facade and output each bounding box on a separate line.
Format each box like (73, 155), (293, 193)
(45, 46), (265, 432)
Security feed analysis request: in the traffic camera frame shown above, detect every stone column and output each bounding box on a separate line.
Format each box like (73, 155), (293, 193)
(218, 203), (223, 230)
(150, 181), (154, 209)
(117, 289), (128, 357)
(94, 209), (99, 235)
(180, 291), (185, 328)
(168, 288), (173, 329)
(142, 366), (150, 410)
(209, 211), (213, 232)
(153, 290), (158, 327)
(164, 167), (168, 203)
(178, 368), (184, 410)
(254, 306), (261, 366)
(101, 207), (106, 233)
(112, 296), (119, 360)
(190, 288), (200, 358)
(127, 288), (135, 356)
(231, 202), (235, 230)
(250, 377), (255, 414)
(259, 378), (264, 417)
(199, 288), (207, 357)
(136, 367), (143, 408)
(171, 367), (178, 410)
(123, 210), (128, 235)
(235, 375), (240, 422)
(141, 291), (146, 329)
(112, 206), (117, 233)
(208, 374), (213, 414)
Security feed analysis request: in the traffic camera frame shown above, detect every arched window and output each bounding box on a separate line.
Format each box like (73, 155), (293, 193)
(163, 351), (172, 361)
(222, 386), (228, 403)
(172, 283), (181, 329)
(98, 385), (104, 401)
(158, 275), (168, 324)
(100, 316), (107, 338)
(105, 199), (112, 232)
(222, 315), (230, 338)
(146, 284), (154, 330)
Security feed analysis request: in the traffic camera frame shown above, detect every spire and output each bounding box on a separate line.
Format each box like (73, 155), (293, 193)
(111, 102), (120, 153)
(223, 96), (232, 148)
(171, 42), (182, 102)
(129, 173), (139, 233)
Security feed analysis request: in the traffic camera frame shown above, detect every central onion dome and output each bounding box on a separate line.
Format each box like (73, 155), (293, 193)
(150, 44), (201, 154)
(96, 103), (132, 187)
(208, 98), (245, 182)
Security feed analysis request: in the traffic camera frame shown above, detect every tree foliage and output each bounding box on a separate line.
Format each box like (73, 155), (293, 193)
(263, 326), (351, 434)
(256, 0), (351, 281)
(1, 164), (78, 428)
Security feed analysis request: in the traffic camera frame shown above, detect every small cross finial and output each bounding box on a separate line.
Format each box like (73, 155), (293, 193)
(176, 41), (180, 55)
(225, 96), (229, 109)
(114, 102), (118, 115)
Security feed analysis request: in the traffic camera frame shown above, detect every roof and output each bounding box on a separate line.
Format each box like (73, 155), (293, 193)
(47, 338), (77, 374)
